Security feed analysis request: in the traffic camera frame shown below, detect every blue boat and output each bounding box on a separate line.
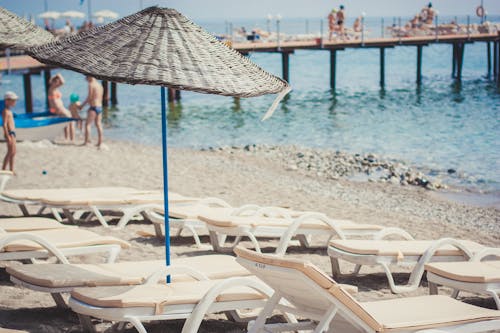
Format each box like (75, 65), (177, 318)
(1, 101), (76, 141)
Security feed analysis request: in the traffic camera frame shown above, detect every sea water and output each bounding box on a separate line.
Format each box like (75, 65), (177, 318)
(1, 16), (499, 193)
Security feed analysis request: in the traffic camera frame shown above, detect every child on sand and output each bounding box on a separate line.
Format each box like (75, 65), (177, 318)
(2, 91), (18, 172)
(69, 93), (82, 133)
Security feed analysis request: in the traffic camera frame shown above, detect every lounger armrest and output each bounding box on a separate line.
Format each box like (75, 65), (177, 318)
(144, 265), (210, 284)
(373, 227), (414, 240)
(232, 204), (261, 216)
(275, 213), (346, 256)
(0, 233), (70, 264)
(197, 197), (232, 208)
(470, 247), (500, 262)
(406, 238), (475, 290)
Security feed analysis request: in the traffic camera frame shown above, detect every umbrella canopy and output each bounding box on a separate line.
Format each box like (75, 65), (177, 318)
(93, 9), (119, 19)
(61, 10), (85, 19)
(28, 6), (289, 100)
(38, 11), (61, 20)
(0, 7), (55, 49)
(27, 6), (290, 278)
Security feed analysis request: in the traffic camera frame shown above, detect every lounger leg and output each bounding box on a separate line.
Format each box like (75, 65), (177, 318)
(51, 208), (63, 222)
(428, 282), (438, 295)
(451, 289), (460, 299)
(63, 209), (76, 224)
(245, 231), (261, 253)
(90, 206), (110, 227)
(36, 206), (46, 215)
(296, 234), (313, 248)
(487, 290), (500, 310)
(19, 204), (29, 216)
(51, 293), (68, 308)
(353, 264), (362, 275)
(77, 314), (97, 333)
(248, 292), (282, 333)
(154, 223), (164, 238)
(84, 211), (94, 222)
(184, 225), (203, 247)
(126, 317), (148, 333)
(73, 210), (85, 220)
(313, 304), (338, 333)
(330, 257), (343, 279)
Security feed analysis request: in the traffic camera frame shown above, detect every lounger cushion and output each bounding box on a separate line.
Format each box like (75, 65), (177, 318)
(169, 205), (237, 220)
(362, 295), (500, 331)
(2, 188), (196, 206)
(71, 277), (266, 314)
(425, 261), (500, 283)
(200, 213), (381, 231)
(330, 240), (484, 258)
(7, 255), (249, 288)
(0, 170), (14, 175)
(0, 229), (130, 252)
(0, 217), (68, 232)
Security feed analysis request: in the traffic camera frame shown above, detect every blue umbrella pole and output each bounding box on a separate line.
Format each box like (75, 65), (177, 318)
(161, 86), (171, 283)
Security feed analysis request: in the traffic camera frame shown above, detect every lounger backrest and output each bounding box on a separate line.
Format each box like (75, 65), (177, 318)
(234, 247), (382, 331)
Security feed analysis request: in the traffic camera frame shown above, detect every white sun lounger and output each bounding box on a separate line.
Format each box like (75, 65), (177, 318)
(0, 217), (70, 232)
(144, 197), (305, 247)
(7, 254), (251, 308)
(0, 170), (13, 192)
(328, 237), (486, 293)
(426, 248), (500, 309)
(235, 246), (500, 333)
(199, 211), (401, 255)
(0, 228), (130, 264)
(0, 187), (197, 228)
(68, 271), (273, 333)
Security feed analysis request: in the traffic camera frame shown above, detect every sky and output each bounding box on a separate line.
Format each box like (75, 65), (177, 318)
(1, 0), (499, 20)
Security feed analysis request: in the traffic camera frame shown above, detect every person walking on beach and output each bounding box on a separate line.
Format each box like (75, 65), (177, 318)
(81, 76), (104, 148)
(48, 73), (73, 141)
(2, 91), (18, 172)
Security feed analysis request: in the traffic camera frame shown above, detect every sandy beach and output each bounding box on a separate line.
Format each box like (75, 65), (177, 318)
(0, 140), (498, 332)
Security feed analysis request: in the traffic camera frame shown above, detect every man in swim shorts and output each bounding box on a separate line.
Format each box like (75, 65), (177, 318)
(337, 5), (346, 40)
(2, 91), (18, 172)
(81, 75), (104, 148)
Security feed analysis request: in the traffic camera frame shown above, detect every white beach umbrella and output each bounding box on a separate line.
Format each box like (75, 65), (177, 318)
(93, 9), (119, 19)
(38, 11), (61, 20)
(61, 10), (85, 19)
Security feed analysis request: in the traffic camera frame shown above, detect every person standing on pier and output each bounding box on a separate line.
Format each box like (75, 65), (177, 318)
(337, 5), (346, 40)
(81, 76), (104, 148)
(421, 2), (435, 25)
(328, 9), (337, 40)
(2, 92), (18, 173)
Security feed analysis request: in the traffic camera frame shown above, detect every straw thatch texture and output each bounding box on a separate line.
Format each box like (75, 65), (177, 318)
(0, 7), (54, 49)
(28, 6), (289, 98)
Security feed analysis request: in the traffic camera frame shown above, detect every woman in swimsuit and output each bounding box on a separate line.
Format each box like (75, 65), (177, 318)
(48, 73), (74, 141)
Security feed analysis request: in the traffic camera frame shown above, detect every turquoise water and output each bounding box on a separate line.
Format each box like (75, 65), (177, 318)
(1, 16), (499, 192)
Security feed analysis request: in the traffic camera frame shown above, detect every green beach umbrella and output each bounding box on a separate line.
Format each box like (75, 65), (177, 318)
(28, 6), (291, 278)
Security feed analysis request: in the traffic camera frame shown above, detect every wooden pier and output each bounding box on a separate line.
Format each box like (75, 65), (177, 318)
(233, 32), (500, 89)
(1, 32), (499, 113)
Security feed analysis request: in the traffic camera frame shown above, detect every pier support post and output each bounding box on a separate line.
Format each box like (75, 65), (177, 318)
(494, 41), (498, 81)
(167, 88), (176, 102)
(23, 73), (33, 113)
(43, 69), (51, 109)
(452, 43), (457, 78)
(101, 80), (109, 107)
(497, 42), (500, 87)
(110, 82), (118, 106)
(456, 43), (465, 82)
(175, 89), (181, 101)
(281, 52), (290, 82)
(330, 49), (337, 90)
(416, 45), (423, 85)
(487, 42), (491, 79)
(379, 48), (385, 88)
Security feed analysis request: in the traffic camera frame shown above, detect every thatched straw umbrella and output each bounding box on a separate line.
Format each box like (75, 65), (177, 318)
(0, 7), (54, 49)
(28, 6), (291, 273)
